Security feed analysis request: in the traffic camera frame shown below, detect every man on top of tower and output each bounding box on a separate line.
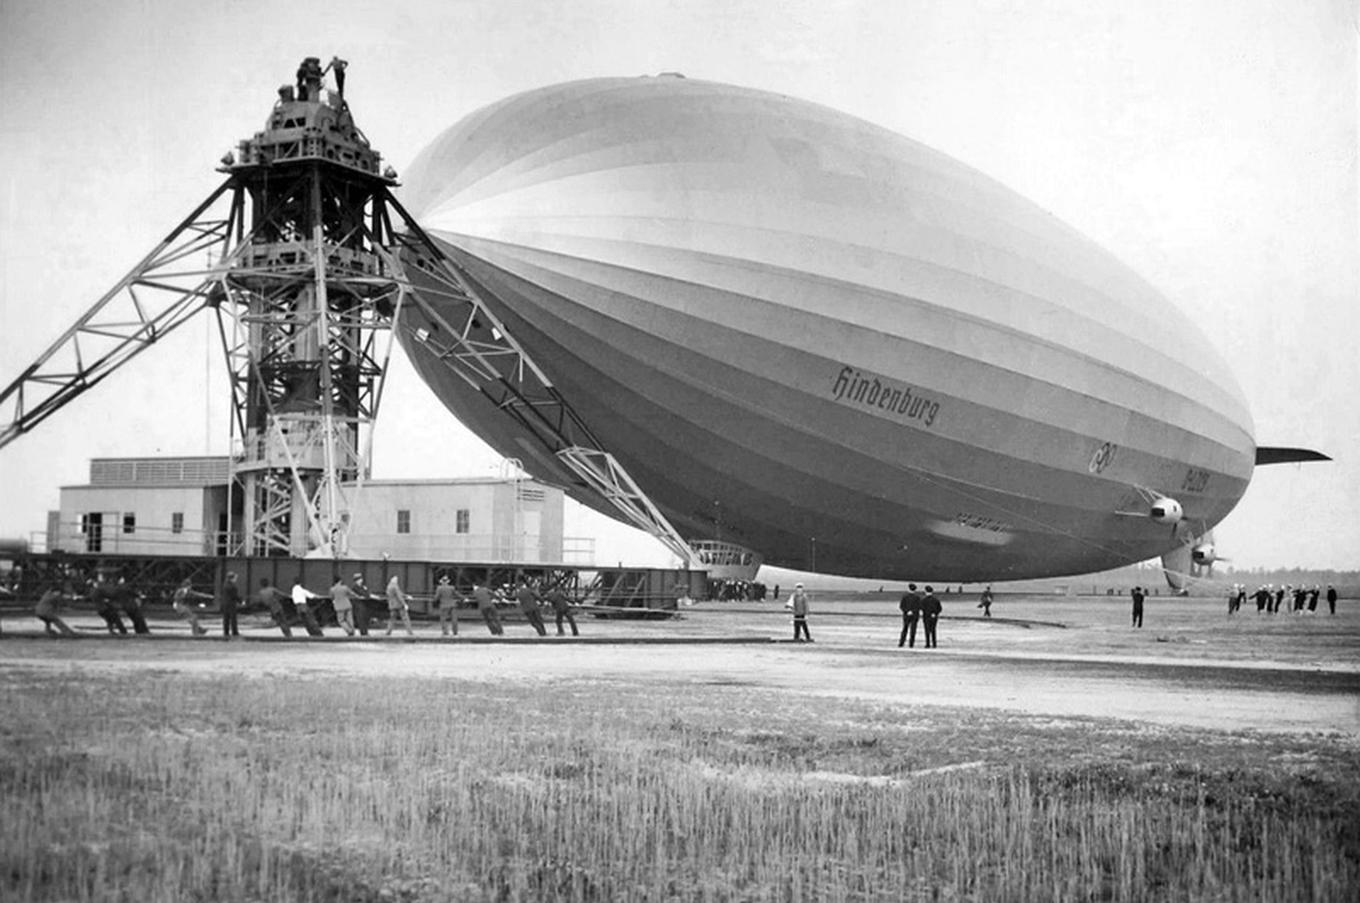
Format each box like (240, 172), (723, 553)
(296, 57), (324, 101)
(325, 56), (348, 97)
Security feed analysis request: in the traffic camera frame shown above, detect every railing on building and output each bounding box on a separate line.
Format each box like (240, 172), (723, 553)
(52, 519), (236, 557)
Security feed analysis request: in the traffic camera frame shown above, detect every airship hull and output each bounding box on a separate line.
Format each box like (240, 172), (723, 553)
(397, 77), (1255, 581)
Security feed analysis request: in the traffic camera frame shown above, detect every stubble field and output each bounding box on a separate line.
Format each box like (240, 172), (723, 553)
(2, 594), (1357, 901)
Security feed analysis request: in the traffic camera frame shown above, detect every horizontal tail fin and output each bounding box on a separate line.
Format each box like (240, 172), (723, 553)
(1255, 447), (1331, 466)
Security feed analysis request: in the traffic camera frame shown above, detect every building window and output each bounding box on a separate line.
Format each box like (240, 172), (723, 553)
(456, 509), (470, 534)
(122, 513), (136, 534)
(171, 512), (184, 534)
(396, 509), (411, 534)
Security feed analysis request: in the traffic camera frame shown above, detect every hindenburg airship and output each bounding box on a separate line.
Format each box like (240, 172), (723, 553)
(395, 75), (1268, 582)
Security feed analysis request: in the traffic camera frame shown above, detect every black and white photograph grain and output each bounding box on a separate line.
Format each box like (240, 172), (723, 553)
(1, 1), (1357, 900)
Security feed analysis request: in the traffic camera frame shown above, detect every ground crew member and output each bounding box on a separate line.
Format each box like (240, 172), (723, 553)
(349, 573), (374, 636)
(113, 576), (150, 634)
(89, 575), (128, 635)
(1327, 585), (1338, 615)
(326, 55), (348, 96)
(331, 576), (356, 636)
(546, 584), (579, 636)
(516, 579), (547, 636)
(1254, 585), (1271, 613)
(220, 572), (243, 639)
(290, 578), (325, 637)
(384, 575), (414, 636)
(788, 582), (812, 642)
(35, 583), (77, 637)
(921, 586), (942, 648)
(173, 578), (211, 637)
(978, 585), (994, 617)
(898, 583), (922, 648)
(433, 575), (460, 636)
(1130, 586), (1145, 628)
(472, 582), (504, 635)
(257, 579), (292, 637)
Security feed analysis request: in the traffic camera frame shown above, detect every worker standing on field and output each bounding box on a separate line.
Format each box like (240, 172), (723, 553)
(786, 582), (812, 642)
(384, 575), (414, 636)
(898, 583), (922, 648)
(349, 573), (375, 636)
(330, 576), (356, 636)
(219, 572), (243, 639)
(433, 575), (460, 636)
(921, 586), (942, 648)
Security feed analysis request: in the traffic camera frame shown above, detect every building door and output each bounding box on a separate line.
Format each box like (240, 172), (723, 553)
(520, 511), (541, 560)
(84, 512), (103, 553)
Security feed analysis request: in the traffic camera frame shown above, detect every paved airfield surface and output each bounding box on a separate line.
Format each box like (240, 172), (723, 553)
(3, 594), (1357, 736)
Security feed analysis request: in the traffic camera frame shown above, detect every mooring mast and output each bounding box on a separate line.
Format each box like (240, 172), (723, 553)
(220, 56), (400, 556)
(0, 57), (700, 566)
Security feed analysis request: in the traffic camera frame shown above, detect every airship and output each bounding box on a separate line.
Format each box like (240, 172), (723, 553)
(394, 75), (1307, 583)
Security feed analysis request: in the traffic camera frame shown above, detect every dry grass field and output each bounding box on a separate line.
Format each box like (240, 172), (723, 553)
(2, 594), (1357, 901)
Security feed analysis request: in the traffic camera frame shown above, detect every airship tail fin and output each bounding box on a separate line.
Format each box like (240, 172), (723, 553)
(1162, 527), (1222, 593)
(1255, 447), (1331, 465)
(1162, 542), (1192, 593)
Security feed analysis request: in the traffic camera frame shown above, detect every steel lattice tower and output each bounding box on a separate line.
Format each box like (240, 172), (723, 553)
(221, 59), (399, 556)
(0, 57), (700, 566)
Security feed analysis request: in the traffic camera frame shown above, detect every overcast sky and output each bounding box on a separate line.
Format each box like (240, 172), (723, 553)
(1, 0), (1356, 572)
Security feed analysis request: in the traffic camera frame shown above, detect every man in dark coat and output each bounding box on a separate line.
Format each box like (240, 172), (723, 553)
(349, 573), (375, 636)
(545, 585), (579, 636)
(89, 575), (128, 635)
(472, 582), (504, 635)
(921, 586), (942, 648)
(516, 580), (547, 636)
(257, 579), (292, 638)
(1130, 586), (1145, 628)
(1253, 585), (1271, 614)
(113, 576), (150, 634)
(220, 572), (243, 638)
(898, 583), (922, 648)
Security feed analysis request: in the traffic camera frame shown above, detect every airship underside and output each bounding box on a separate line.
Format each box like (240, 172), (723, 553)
(396, 77), (1255, 581)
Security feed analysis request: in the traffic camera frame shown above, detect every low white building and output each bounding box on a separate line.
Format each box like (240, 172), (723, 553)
(52, 456), (568, 563)
(343, 477), (565, 563)
(53, 457), (232, 556)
